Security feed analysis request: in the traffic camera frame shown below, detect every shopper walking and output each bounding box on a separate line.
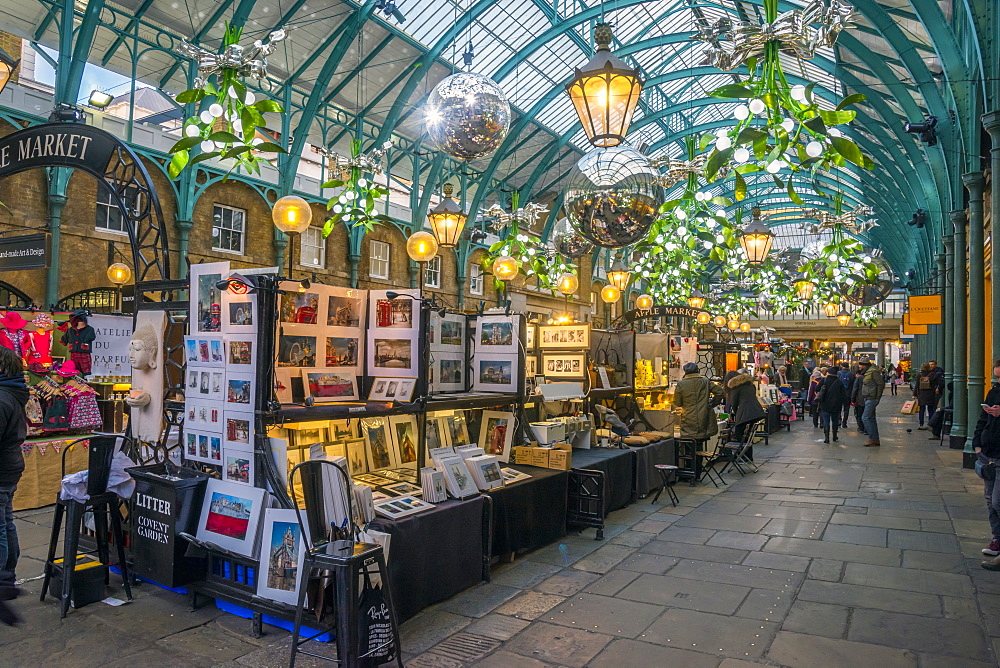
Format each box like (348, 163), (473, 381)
(973, 361), (1000, 568)
(851, 368), (866, 433)
(727, 371), (767, 442)
(0, 345), (28, 615)
(674, 362), (725, 445)
(818, 367), (848, 443)
(913, 362), (942, 430)
(798, 362), (812, 392)
(887, 365), (899, 396)
(859, 360), (885, 446)
(839, 363), (854, 428)
(807, 367), (825, 428)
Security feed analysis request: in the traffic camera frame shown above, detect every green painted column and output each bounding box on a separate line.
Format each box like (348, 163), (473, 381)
(175, 220), (193, 280)
(965, 172), (987, 461)
(934, 250), (947, 370)
(951, 212), (968, 446)
(942, 233), (954, 406)
(983, 113), (1000, 376)
(45, 193), (67, 308)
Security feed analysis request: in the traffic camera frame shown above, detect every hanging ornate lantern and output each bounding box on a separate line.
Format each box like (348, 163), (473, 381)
(427, 184), (467, 248)
(739, 207), (774, 265)
(607, 254), (632, 290)
(565, 23), (644, 148)
(687, 289), (707, 310)
(425, 72), (511, 160)
(600, 284), (621, 303)
(564, 146), (662, 248)
(823, 302), (839, 317)
(836, 308), (852, 326)
(794, 278), (815, 300)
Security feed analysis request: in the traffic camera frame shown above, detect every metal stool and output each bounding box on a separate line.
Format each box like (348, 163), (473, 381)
(40, 435), (133, 617)
(651, 465), (679, 506)
(288, 460), (403, 668)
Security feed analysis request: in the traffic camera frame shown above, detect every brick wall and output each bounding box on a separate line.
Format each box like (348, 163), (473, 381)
(0, 34), (20, 85)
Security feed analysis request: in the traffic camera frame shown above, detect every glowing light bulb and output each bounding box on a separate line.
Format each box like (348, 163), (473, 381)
(806, 141), (824, 157)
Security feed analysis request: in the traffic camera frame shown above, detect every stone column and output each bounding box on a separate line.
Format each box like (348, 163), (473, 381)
(951, 211), (969, 448)
(942, 234), (954, 406)
(876, 339), (885, 366)
(983, 112), (1000, 370)
(965, 172), (987, 464)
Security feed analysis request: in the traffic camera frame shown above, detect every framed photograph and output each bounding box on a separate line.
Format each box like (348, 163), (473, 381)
(425, 417), (446, 450)
(430, 353), (464, 393)
(221, 273), (256, 334)
(432, 313), (466, 350)
(189, 369), (225, 401)
(324, 442), (346, 460)
(473, 354), (519, 392)
(280, 290), (320, 325)
(196, 478), (267, 557)
(331, 419), (358, 441)
(369, 376), (417, 402)
(361, 417), (397, 471)
(185, 336), (223, 368)
(301, 369), (358, 402)
(186, 400), (223, 434)
(373, 494), (434, 520)
(326, 289), (365, 328)
(274, 368), (295, 404)
(476, 315), (518, 355)
(324, 335), (361, 369)
(444, 412), (470, 447)
(345, 438), (368, 475)
(478, 410), (515, 462)
(542, 353), (587, 379)
(225, 336), (256, 369)
(223, 445), (254, 485)
(525, 355), (538, 377)
(224, 410), (253, 448)
(525, 324), (536, 350)
(185, 429), (223, 464)
(287, 424), (327, 449)
(256, 508), (306, 605)
(189, 262), (230, 334)
(278, 333), (318, 368)
(439, 457), (478, 499)
(501, 468), (531, 484)
(226, 372), (255, 408)
(381, 481), (422, 497)
(371, 338), (414, 371)
(539, 324), (591, 350)
(472, 456), (504, 490)
(373, 296), (415, 329)
(388, 415), (419, 468)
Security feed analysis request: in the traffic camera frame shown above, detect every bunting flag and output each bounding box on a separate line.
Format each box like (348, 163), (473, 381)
(21, 443), (33, 456)
(36, 442), (47, 455)
(51, 441), (62, 454)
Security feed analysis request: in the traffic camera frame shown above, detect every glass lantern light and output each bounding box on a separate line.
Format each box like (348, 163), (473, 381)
(406, 231), (438, 263)
(713, 315), (727, 328)
(687, 289), (707, 310)
(272, 195), (313, 235)
(696, 311), (712, 325)
(836, 308), (852, 326)
(794, 278), (815, 300)
(636, 294), (654, 310)
(426, 183), (467, 248)
(600, 284), (621, 303)
(492, 255), (519, 281)
(107, 263), (132, 285)
(739, 322), (752, 332)
(738, 207), (774, 265)
(557, 272), (580, 295)
(607, 254), (631, 291)
(823, 302), (839, 317)
(727, 318), (740, 330)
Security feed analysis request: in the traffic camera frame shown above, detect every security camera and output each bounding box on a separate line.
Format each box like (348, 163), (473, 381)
(904, 116), (938, 146)
(907, 209), (926, 228)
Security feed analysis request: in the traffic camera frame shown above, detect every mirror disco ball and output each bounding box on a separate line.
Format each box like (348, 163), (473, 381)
(551, 217), (593, 258)
(425, 73), (511, 160)
(564, 146), (662, 248)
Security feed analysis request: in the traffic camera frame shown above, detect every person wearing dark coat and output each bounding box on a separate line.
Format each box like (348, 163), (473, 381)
(0, 345), (28, 625)
(850, 368), (866, 433)
(722, 369), (740, 411)
(673, 363), (725, 443)
(728, 372), (767, 442)
(818, 367), (848, 443)
(839, 363), (854, 428)
(797, 364), (812, 392)
(913, 362), (943, 429)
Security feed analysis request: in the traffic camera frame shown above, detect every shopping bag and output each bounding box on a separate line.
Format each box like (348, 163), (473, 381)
(900, 400), (919, 415)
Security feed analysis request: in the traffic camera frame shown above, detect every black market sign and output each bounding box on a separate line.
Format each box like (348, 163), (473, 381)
(622, 304), (707, 323)
(0, 124), (118, 175)
(0, 233), (49, 270)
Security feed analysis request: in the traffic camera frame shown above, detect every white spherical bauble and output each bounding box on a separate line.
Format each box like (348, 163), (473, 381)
(734, 104), (750, 120)
(806, 141), (824, 157)
(425, 72), (511, 160)
(748, 98), (766, 114)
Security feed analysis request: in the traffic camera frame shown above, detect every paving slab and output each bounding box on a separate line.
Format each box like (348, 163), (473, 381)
(582, 569), (641, 597)
(570, 544), (637, 574)
(828, 512), (920, 530)
(437, 583), (521, 618)
(841, 562), (974, 596)
(616, 551), (679, 575)
(471, 650), (553, 667)
(495, 592), (566, 621)
(642, 539), (750, 564)
(734, 587), (795, 622)
(590, 638), (724, 667)
(490, 561), (563, 589)
(821, 523), (888, 547)
(886, 529), (961, 553)
(655, 525), (717, 544)
(640, 608), (778, 660)
(666, 559), (803, 591)
(707, 531), (769, 551)
(766, 631), (918, 668)
(533, 570), (600, 597)
(763, 535), (901, 565)
(901, 549), (967, 573)
(462, 614), (532, 641)
(503, 622), (613, 667)
(608, 530), (657, 548)
(741, 551), (811, 572)
(848, 609), (990, 661)
(740, 504), (834, 521)
(781, 601), (848, 638)
(400, 611), (475, 654)
(616, 573), (752, 615)
(796, 580), (941, 616)
(676, 511), (771, 533)
(541, 593), (664, 638)
(760, 518), (826, 539)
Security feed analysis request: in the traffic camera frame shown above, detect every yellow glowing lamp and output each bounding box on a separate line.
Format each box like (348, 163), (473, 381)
(696, 312), (712, 325)
(600, 284), (621, 303)
(107, 262), (132, 286)
(406, 231), (439, 262)
(272, 195), (313, 234)
(636, 294), (654, 310)
(607, 255), (631, 291)
(836, 308), (851, 326)
(557, 272), (580, 295)
(726, 311), (740, 321)
(427, 183), (467, 248)
(713, 315), (727, 328)
(794, 279), (815, 300)
(565, 23), (643, 148)
(823, 302), (839, 317)
(492, 255), (519, 281)
(727, 319), (740, 330)
(738, 208), (774, 265)
(739, 322), (751, 332)
(687, 290), (706, 310)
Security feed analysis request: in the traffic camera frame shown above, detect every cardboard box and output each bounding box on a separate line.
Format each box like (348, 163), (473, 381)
(511, 446), (533, 465)
(530, 421), (566, 444)
(547, 449), (571, 470)
(530, 448), (551, 468)
(550, 441), (572, 451)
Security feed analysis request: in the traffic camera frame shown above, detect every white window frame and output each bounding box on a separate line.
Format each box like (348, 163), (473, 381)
(212, 204), (246, 255)
(469, 263), (484, 296)
(299, 227), (326, 269)
(95, 184), (142, 235)
(424, 255), (441, 288)
(370, 239), (390, 279)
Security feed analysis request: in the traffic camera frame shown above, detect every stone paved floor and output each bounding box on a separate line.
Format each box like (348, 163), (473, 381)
(2, 398), (999, 667)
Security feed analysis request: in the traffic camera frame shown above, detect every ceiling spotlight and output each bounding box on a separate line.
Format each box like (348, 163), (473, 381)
(88, 90), (114, 109)
(375, 0), (406, 22)
(907, 209), (926, 228)
(903, 116), (937, 146)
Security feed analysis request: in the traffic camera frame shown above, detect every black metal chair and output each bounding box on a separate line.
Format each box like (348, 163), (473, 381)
(938, 408), (953, 446)
(41, 435), (133, 617)
(718, 419), (764, 477)
(287, 459), (403, 668)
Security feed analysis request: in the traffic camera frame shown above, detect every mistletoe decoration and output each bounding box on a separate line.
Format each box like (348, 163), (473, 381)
(169, 24), (287, 179)
(320, 139), (393, 235)
(852, 305), (882, 327)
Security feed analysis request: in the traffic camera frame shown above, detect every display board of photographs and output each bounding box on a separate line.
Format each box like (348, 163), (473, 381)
(475, 315), (518, 355)
(542, 353), (587, 379)
(276, 283), (365, 403)
(538, 323), (591, 350)
(430, 312), (467, 353)
(366, 289), (420, 379)
(189, 262), (231, 335)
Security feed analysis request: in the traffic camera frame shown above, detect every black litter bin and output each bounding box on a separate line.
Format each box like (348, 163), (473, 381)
(127, 464), (209, 588)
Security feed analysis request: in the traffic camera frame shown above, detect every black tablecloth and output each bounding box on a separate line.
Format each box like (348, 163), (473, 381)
(570, 447), (635, 516)
(370, 495), (485, 622)
(632, 438), (675, 497)
(487, 464), (568, 557)
(766, 403), (782, 433)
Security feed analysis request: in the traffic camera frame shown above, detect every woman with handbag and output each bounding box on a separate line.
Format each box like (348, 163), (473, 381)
(975, 360), (1000, 567)
(818, 367), (847, 443)
(913, 363), (942, 429)
(806, 367), (825, 429)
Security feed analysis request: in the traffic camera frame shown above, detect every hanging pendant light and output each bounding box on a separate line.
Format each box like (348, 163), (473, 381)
(738, 207), (774, 265)
(836, 308), (852, 326)
(636, 294), (654, 310)
(713, 315), (727, 328)
(607, 254), (632, 291)
(696, 312), (712, 325)
(687, 289), (707, 310)
(491, 255), (519, 281)
(823, 302), (839, 317)
(794, 278), (815, 300)
(739, 322), (751, 332)
(427, 183), (467, 248)
(565, 23), (644, 148)
(557, 272), (579, 295)
(600, 284), (621, 303)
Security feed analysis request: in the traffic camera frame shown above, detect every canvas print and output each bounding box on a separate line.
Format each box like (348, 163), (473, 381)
(229, 301), (253, 328)
(256, 508), (306, 605)
(196, 479), (266, 557)
(390, 416), (418, 467)
(479, 410), (515, 463)
(227, 338), (254, 367)
(325, 337), (360, 367)
(327, 295), (364, 327)
(372, 338), (412, 369)
(362, 419), (395, 471)
(280, 291), (319, 324)
(302, 370), (357, 401)
(278, 334), (317, 367)
(375, 298), (413, 328)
